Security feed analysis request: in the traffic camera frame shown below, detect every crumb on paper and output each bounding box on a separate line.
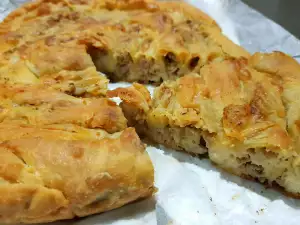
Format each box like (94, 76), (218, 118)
(256, 208), (265, 215)
(231, 194), (240, 200)
(209, 197), (212, 202)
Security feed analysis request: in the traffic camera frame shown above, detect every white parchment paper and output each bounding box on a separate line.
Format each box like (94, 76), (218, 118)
(1, 1), (300, 224)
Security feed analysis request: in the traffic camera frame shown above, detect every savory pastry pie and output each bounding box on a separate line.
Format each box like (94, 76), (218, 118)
(1, 0), (298, 223)
(0, 0), (249, 87)
(0, 0), (249, 221)
(108, 52), (300, 197)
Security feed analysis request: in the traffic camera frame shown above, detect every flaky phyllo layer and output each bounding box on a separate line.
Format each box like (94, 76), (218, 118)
(109, 52), (300, 197)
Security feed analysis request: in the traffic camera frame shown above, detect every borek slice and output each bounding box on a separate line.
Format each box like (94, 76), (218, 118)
(0, 123), (154, 223)
(109, 54), (300, 197)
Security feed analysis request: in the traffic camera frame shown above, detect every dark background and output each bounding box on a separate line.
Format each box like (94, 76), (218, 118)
(242, 0), (300, 39)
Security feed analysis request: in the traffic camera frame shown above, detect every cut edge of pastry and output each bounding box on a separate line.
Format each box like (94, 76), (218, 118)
(138, 123), (207, 155)
(121, 103), (207, 154)
(109, 84), (300, 197)
(107, 53), (300, 197)
(207, 142), (300, 198)
(107, 83), (208, 154)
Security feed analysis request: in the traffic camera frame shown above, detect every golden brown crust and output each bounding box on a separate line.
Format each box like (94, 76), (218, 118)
(1, 0), (217, 30)
(0, 81), (155, 223)
(0, 41), (108, 97)
(113, 57), (289, 145)
(111, 53), (300, 197)
(0, 184), (73, 224)
(157, 1), (219, 28)
(3, 0), (299, 222)
(0, 82), (154, 223)
(0, 123), (154, 223)
(107, 82), (152, 113)
(0, 0), (249, 87)
(0, 84), (127, 133)
(249, 52), (300, 155)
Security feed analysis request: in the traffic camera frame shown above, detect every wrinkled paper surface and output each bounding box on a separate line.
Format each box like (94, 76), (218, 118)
(1, 0), (300, 224)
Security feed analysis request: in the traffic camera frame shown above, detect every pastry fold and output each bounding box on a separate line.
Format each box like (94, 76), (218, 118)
(0, 84), (127, 133)
(0, 123), (154, 224)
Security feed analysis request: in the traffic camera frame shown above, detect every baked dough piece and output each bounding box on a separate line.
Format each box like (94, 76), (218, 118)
(108, 57), (288, 154)
(0, 84), (127, 133)
(0, 40), (108, 97)
(109, 83), (207, 154)
(0, 0), (249, 86)
(0, 123), (154, 224)
(109, 53), (300, 197)
(0, 83), (154, 224)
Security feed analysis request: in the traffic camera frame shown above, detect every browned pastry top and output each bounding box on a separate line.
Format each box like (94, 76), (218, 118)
(108, 56), (291, 152)
(2, 0), (289, 223)
(0, 0), (249, 87)
(0, 84), (127, 133)
(0, 124), (154, 223)
(108, 51), (300, 196)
